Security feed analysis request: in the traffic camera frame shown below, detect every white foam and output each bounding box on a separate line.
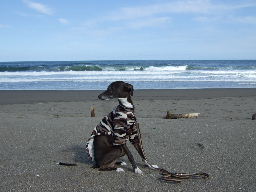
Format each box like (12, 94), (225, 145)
(145, 65), (187, 71)
(0, 68), (256, 85)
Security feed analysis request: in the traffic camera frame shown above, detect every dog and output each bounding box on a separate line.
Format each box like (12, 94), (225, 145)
(86, 81), (156, 174)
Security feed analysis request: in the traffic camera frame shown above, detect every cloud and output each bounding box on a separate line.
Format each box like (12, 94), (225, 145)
(215, 1), (256, 11)
(73, 0), (256, 38)
(127, 17), (171, 29)
(229, 16), (256, 24)
(22, 0), (71, 25)
(194, 15), (256, 24)
(108, 0), (211, 21)
(58, 18), (69, 24)
(108, 0), (256, 21)
(22, 0), (53, 15)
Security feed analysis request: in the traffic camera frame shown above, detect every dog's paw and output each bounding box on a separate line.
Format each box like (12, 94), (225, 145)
(134, 167), (143, 175)
(121, 161), (127, 166)
(151, 164), (159, 169)
(144, 160), (159, 169)
(116, 168), (125, 173)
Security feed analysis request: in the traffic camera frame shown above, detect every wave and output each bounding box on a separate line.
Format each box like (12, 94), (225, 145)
(1, 69), (255, 82)
(1, 61), (256, 72)
(0, 64), (235, 72)
(0, 64), (187, 72)
(186, 65), (256, 71)
(0, 64), (103, 72)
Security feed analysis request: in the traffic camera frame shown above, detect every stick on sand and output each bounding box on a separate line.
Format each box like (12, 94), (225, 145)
(166, 112), (200, 119)
(90, 107), (96, 117)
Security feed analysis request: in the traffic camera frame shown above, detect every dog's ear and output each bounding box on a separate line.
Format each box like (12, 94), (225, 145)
(125, 83), (134, 96)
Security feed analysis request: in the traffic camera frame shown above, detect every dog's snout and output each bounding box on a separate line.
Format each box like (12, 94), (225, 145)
(98, 91), (112, 100)
(98, 94), (103, 100)
(98, 94), (107, 100)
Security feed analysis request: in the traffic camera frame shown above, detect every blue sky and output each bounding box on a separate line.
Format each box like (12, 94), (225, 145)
(0, 0), (256, 61)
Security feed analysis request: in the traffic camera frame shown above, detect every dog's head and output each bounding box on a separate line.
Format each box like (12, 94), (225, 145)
(98, 81), (134, 100)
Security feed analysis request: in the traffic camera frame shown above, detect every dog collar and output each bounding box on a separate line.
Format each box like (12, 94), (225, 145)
(118, 98), (134, 109)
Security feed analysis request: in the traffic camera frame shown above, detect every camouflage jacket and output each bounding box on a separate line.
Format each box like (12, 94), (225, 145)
(89, 98), (138, 145)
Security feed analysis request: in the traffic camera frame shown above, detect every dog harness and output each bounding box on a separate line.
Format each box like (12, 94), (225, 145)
(86, 98), (139, 161)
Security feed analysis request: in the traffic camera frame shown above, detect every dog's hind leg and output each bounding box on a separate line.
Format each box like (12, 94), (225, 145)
(98, 146), (125, 171)
(93, 135), (113, 168)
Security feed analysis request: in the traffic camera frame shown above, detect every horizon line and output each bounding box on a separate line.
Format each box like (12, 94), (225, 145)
(1, 59), (256, 62)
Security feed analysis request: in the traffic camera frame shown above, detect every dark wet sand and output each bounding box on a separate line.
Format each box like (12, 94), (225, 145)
(0, 89), (256, 191)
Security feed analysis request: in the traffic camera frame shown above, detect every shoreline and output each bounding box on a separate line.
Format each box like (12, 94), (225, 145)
(1, 88), (256, 104)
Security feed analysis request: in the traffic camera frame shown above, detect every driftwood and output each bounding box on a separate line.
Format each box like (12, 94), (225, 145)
(90, 107), (96, 117)
(166, 111), (200, 119)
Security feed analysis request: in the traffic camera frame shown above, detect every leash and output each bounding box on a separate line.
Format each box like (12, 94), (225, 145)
(145, 165), (209, 183)
(157, 168), (209, 183)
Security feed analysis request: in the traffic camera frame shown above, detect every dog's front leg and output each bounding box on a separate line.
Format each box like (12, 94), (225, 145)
(130, 123), (159, 169)
(122, 144), (143, 174)
(131, 141), (159, 169)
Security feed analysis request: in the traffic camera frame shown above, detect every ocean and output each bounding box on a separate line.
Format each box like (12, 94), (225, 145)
(0, 60), (256, 90)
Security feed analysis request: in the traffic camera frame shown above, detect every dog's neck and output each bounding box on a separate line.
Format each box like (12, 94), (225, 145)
(118, 97), (134, 109)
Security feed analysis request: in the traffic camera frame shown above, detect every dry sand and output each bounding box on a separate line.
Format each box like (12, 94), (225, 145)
(0, 89), (256, 192)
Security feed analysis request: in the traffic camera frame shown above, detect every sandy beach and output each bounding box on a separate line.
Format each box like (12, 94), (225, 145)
(0, 89), (256, 192)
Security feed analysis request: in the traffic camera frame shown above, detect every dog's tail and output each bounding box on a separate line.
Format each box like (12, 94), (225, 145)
(86, 137), (95, 161)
